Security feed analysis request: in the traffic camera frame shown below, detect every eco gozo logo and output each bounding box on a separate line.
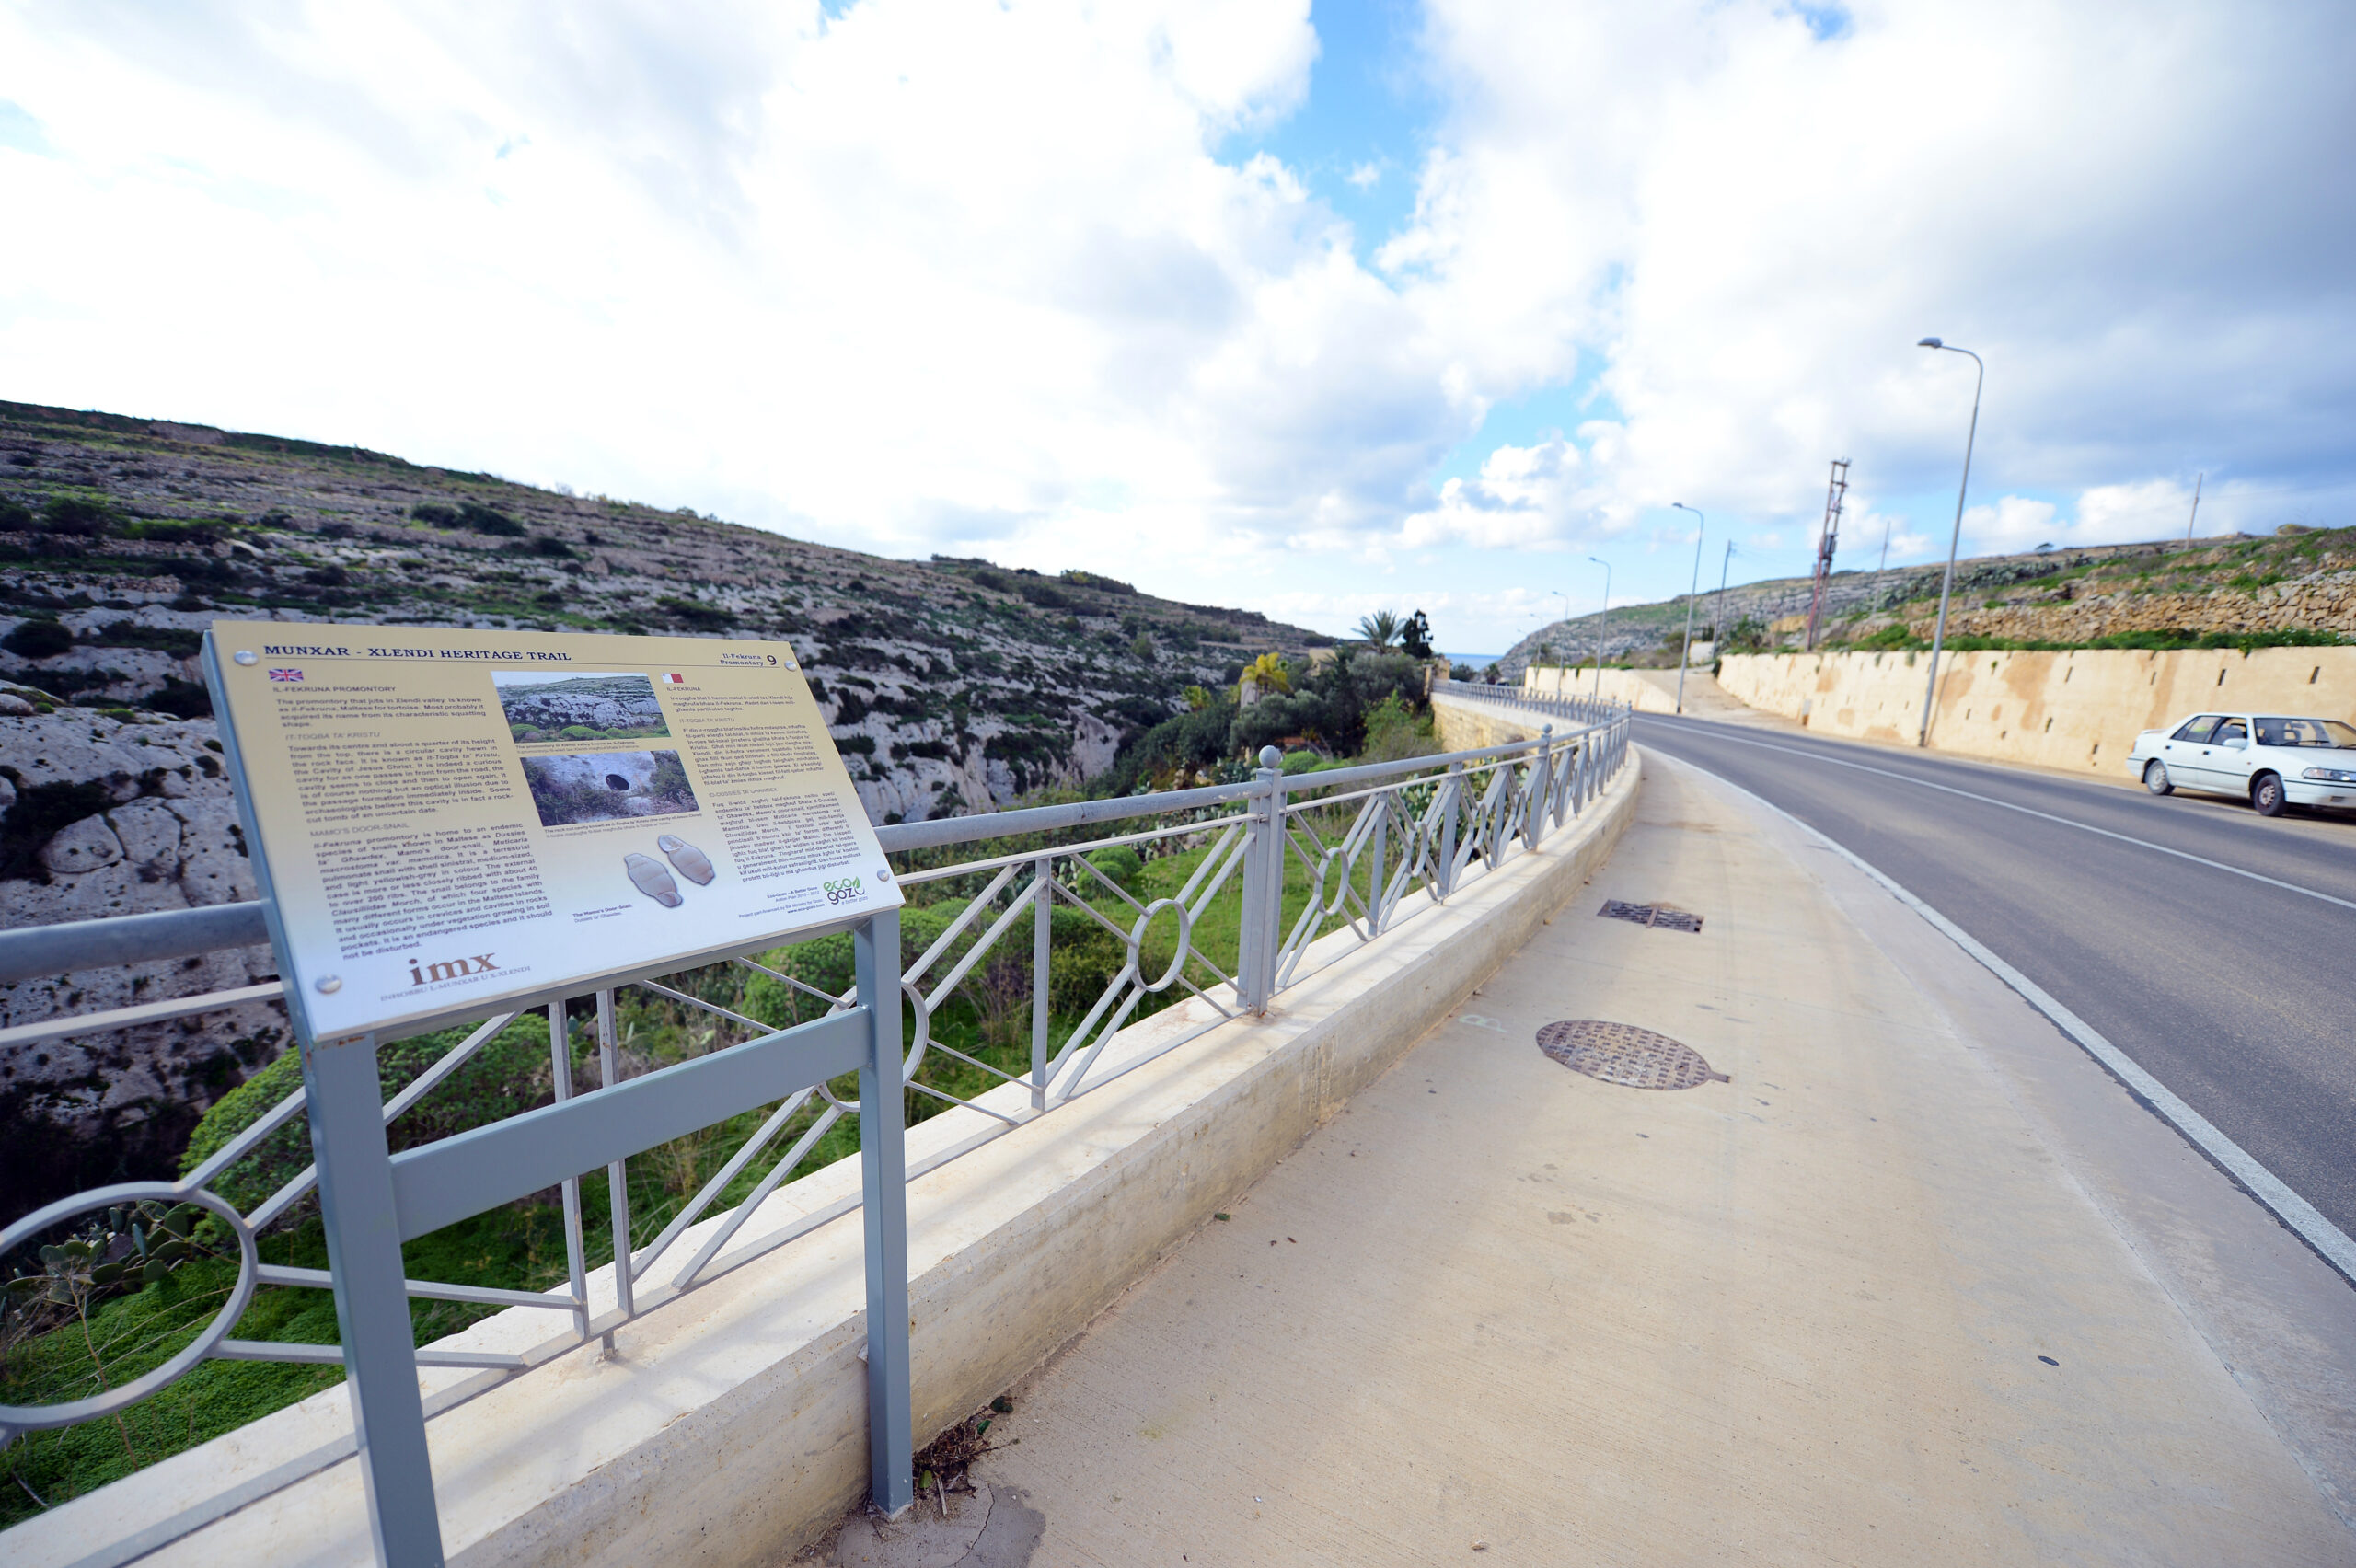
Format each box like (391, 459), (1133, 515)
(822, 876), (865, 905)
(407, 952), (500, 987)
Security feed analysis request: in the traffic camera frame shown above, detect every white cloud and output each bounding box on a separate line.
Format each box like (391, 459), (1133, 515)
(1958, 496), (2062, 555)
(1399, 437), (1585, 548)
(1379, 0), (2356, 557)
(0, 0), (2349, 653)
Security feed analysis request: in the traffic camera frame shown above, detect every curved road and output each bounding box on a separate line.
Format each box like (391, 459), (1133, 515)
(1632, 711), (2356, 1241)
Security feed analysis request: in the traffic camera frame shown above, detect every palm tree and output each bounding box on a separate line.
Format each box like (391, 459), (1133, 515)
(1356, 609), (1403, 649)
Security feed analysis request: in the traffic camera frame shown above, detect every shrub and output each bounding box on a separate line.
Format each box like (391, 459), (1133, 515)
(87, 623), (204, 658)
(742, 904), (1126, 1037)
(0, 499), (35, 532)
(1086, 845), (1143, 887)
(1100, 693), (1236, 795)
(179, 1017), (559, 1215)
(143, 678), (213, 720)
(3, 618), (74, 659)
(658, 596), (735, 629)
(1359, 693), (1438, 764)
(459, 502), (525, 536)
(1011, 581), (1071, 610)
(411, 502), (459, 526)
(40, 497), (117, 537)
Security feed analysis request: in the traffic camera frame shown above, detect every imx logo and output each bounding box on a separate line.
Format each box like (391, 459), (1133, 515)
(821, 876), (864, 905)
(407, 952), (499, 986)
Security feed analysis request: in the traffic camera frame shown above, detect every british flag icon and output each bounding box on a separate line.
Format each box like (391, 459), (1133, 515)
(268, 668), (304, 682)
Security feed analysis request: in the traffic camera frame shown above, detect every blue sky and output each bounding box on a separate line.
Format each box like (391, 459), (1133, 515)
(1223, 1), (1435, 262)
(1, 0), (2350, 653)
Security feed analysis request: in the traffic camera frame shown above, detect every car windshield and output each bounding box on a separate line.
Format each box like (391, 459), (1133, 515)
(2255, 717), (2356, 749)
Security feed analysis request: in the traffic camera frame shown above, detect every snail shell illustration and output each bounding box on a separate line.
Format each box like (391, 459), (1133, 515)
(625, 851), (683, 908)
(657, 834), (716, 885)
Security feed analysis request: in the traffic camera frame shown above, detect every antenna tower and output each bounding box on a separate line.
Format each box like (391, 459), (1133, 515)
(1804, 458), (1849, 650)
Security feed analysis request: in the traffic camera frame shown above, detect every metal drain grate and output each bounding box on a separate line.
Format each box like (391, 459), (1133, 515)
(1599, 900), (1703, 934)
(1536, 1020), (1729, 1090)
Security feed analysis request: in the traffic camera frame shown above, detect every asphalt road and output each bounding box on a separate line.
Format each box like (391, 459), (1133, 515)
(1632, 712), (2356, 1241)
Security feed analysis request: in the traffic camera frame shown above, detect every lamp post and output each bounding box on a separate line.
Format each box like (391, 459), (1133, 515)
(1670, 502), (1703, 714)
(1587, 556), (1611, 700)
(1915, 337), (1983, 748)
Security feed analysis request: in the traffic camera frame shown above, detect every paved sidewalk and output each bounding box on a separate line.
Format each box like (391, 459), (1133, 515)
(959, 755), (2355, 1566)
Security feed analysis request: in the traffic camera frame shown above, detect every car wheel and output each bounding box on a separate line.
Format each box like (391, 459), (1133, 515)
(2142, 760), (2173, 796)
(2253, 773), (2288, 817)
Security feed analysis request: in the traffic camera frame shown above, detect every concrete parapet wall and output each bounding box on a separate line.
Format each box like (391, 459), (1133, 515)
(1517, 666), (1685, 714)
(1715, 646), (2356, 774)
(19, 754), (1642, 1568)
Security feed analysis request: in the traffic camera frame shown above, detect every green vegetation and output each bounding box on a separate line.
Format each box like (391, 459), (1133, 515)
(2, 618), (72, 659)
(0, 693), (1470, 1516)
(1834, 625), (2344, 655)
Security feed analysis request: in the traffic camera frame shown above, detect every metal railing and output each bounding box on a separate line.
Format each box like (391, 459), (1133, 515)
(1438, 676), (1624, 731)
(0, 701), (1630, 1565)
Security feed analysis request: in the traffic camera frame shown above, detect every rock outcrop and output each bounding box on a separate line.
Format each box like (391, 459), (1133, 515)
(0, 700), (282, 1215)
(1909, 568), (2356, 643)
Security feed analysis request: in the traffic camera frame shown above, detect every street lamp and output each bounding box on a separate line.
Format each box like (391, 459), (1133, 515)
(1915, 337), (1984, 748)
(1670, 503), (1703, 714)
(1587, 556), (1611, 700)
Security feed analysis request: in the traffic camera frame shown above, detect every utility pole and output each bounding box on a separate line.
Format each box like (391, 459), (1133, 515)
(1671, 503), (1703, 713)
(1714, 542), (1734, 656)
(1587, 557), (1611, 700)
(2184, 472), (2203, 543)
(1804, 458), (1848, 650)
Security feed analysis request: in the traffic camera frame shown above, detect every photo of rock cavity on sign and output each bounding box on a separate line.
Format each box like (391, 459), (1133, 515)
(658, 834), (715, 884)
(624, 851), (682, 907)
(520, 749), (699, 827)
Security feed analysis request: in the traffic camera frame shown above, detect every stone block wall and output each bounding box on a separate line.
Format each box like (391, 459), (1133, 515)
(1715, 646), (2356, 777)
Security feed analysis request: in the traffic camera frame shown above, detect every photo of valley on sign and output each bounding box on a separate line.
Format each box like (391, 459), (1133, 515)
(493, 669), (673, 744)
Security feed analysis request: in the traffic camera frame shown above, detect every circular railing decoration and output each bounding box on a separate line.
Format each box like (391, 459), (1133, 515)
(1127, 898), (1195, 994)
(0, 1183), (260, 1430)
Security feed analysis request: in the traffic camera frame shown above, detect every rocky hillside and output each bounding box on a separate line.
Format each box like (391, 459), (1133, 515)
(1499, 528), (2355, 677)
(0, 398), (1330, 1216)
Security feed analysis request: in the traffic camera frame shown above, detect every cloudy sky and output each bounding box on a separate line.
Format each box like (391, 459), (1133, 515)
(4, 1), (2350, 654)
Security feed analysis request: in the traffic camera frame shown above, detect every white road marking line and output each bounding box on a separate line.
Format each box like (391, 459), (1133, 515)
(1673, 754), (2356, 1287)
(1645, 721), (2356, 914)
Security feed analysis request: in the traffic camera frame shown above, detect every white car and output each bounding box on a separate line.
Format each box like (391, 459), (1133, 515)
(2128, 711), (2356, 817)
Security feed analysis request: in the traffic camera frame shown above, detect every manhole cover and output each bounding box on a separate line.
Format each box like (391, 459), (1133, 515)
(1599, 900), (1703, 933)
(1536, 1020), (1728, 1090)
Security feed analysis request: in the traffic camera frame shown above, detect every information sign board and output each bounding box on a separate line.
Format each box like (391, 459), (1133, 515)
(202, 620), (901, 1039)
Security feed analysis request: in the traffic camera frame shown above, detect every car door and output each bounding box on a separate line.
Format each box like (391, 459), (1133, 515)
(2161, 715), (2222, 788)
(2207, 715), (2257, 797)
